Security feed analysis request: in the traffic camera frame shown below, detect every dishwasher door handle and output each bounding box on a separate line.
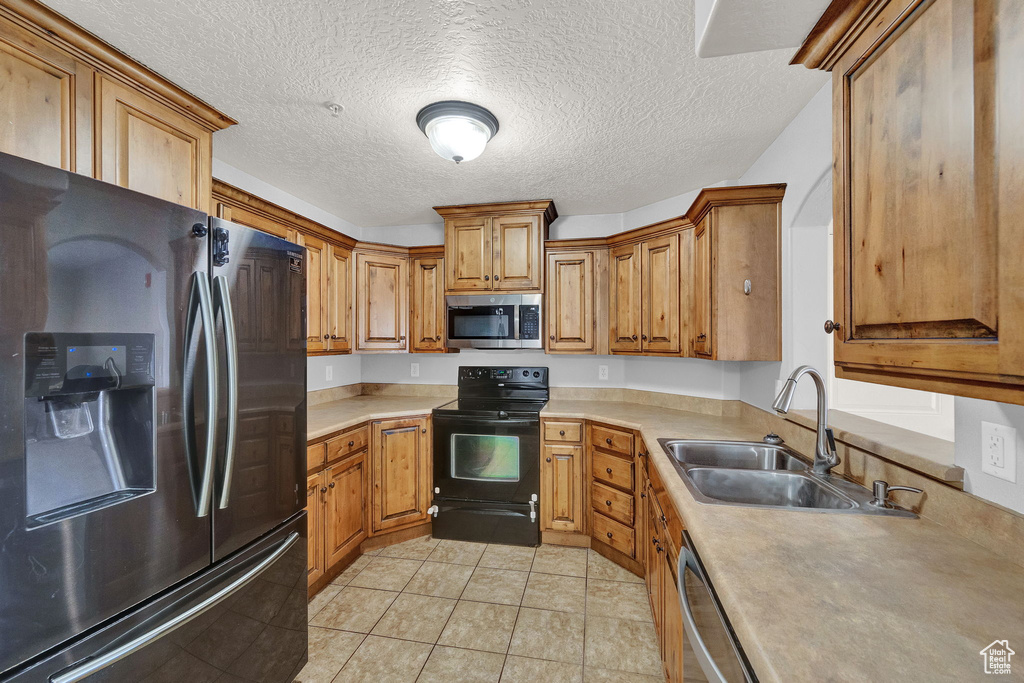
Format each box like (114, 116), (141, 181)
(679, 547), (730, 683)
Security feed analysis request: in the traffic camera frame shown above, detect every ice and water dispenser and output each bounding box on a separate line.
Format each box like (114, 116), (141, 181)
(24, 332), (156, 526)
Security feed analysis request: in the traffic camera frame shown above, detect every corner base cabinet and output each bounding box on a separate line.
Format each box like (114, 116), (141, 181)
(370, 416), (431, 534)
(795, 0), (1024, 404)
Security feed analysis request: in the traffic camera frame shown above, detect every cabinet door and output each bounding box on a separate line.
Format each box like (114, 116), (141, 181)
(609, 244), (642, 352)
(356, 252), (408, 351)
(445, 217), (492, 291)
(0, 20), (92, 173)
(493, 214), (542, 291)
(303, 234), (330, 353)
(833, 0), (1005, 386)
(646, 484), (665, 639)
(641, 234), (681, 354)
(325, 453), (367, 568)
(693, 217), (713, 357)
(546, 251), (595, 353)
(411, 257), (446, 353)
(95, 74), (211, 211)
(306, 473), (324, 587)
(540, 444), (583, 532)
(662, 550), (684, 682)
(371, 417), (429, 533)
(327, 245), (352, 353)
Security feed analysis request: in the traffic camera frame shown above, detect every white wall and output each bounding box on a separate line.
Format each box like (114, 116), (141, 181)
(955, 399), (1024, 514)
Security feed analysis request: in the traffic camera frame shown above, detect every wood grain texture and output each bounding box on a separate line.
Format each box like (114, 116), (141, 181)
(307, 472), (325, 587)
(370, 417), (429, 534)
(325, 452), (368, 568)
(327, 245), (353, 352)
(355, 250), (408, 352)
(410, 256), (446, 353)
(546, 250), (596, 353)
(641, 234), (681, 354)
(541, 443), (584, 532)
(609, 243), (642, 353)
(493, 213), (542, 291)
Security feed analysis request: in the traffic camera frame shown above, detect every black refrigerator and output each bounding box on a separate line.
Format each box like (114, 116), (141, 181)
(0, 152), (308, 682)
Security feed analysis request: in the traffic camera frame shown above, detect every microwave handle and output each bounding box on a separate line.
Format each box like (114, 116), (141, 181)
(513, 304), (521, 341)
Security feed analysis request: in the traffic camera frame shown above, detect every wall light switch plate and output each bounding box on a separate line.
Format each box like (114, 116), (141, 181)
(981, 421), (1016, 483)
(325, 365), (333, 381)
(411, 363), (420, 378)
(598, 365), (609, 381)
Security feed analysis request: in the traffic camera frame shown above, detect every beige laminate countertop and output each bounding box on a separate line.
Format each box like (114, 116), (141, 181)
(306, 395), (450, 440)
(541, 399), (1024, 682)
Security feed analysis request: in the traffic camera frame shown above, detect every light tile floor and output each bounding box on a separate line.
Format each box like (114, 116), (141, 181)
(298, 538), (664, 682)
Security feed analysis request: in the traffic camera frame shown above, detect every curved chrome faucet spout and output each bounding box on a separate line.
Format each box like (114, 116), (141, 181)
(771, 365), (839, 475)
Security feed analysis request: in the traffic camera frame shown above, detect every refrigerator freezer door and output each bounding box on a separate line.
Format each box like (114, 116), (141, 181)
(0, 152), (215, 675)
(6, 513), (308, 683)
(209, 218), (306, 561)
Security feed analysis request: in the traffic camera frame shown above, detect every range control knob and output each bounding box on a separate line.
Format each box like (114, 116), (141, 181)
(533, 371), (540, 378)
(523, 370), (529, 377)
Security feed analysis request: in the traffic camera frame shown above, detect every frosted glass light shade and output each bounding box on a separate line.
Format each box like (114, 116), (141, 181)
(416, 101), (499, 164)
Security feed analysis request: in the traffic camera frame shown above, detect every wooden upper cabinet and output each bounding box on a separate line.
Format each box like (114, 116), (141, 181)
(690, 187), (783, 361)
(546, 249), (608, 354)
(492, 214), (542, 290)
(437, 200), (556, 294)
(96, 75), (211, 211)
(355, 250), (408, 352)
(410, 254), (446, 353)
(303, 234), (330, 353)
(445, 216), (492, 291)
(795, 0), (1024, 402)
(327, 245), (352, 353)
(609, 243), (642, 353)
(640, 234), (681, 354)
(0, 3), (234, 208)
(370, 417), (430, 534)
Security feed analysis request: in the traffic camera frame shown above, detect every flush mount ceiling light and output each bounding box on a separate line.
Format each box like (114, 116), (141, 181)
(416, 100), (499, 164)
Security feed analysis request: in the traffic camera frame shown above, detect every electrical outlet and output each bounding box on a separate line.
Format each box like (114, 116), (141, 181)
(598, 365), (609, 381)
(325, 365), (333, 381)
(981, 421), (1017, 483)
(411, 363), (420, 378)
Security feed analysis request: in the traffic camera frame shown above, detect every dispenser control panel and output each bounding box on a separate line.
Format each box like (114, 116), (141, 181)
(25, 332), (155, 397)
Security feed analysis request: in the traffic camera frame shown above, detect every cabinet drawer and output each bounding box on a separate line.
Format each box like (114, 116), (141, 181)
(592, 511), (635, 557)
(326, 425), (369, 464)
(544, 420), (583, 443)
(591, 424), (634, 456)
(591, 480), (634, 526)
(307, 442), (326, 473)
(274, 413), (294, 435)
(592, 450), (634, 491)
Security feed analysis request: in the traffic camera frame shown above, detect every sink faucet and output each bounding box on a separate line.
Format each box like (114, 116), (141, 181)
(771, 365), (840, 475)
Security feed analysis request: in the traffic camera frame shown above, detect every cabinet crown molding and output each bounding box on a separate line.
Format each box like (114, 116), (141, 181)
(1, 0), (236, 131)
(791, 0), (892, 70)
(686, 183), (787, 225)
(433, 199), (557, 223)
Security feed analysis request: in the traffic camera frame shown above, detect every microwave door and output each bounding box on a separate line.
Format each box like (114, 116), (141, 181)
(447, 304), (518, 348)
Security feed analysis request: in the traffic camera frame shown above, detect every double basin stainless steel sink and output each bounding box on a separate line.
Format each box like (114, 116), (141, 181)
(659, 439), (916, 517)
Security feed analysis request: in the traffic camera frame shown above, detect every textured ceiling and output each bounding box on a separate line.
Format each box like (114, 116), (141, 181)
(46, 0), (827, 227)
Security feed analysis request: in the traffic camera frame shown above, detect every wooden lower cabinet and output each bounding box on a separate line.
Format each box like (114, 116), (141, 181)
(540, 443), (584, 532)
(370, 416), (431, 533)
(324, 453), (368, 568)
(306, 473), (325, 586)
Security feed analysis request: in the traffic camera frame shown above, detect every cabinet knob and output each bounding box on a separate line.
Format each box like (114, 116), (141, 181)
(348, 441), (354, 447)
(824, 319), (841, 334)
(330, 335), (339, 340)
(641, 334), (647, 341)
(606, 438), (612, 445)
(657, 544), (664, 554)
(494, 275), (500, 281)
(550, 335), (555, 340)
(546, 457), (552, 462)
(400, 335), (406, 341)
(605, 500), (612, 506)
(484, 275), (490, 281)
(697, 333), (706, 341)
(436, 336), (442, 341)
(559, 430), (565, 436)
(329, 482), (335, 489)
(606, 467), (613, 474)
(323, 334), (329, 339)
(606, 532), (613, 539)
(422, 428), (427, 433)
(320, 486), (327, 493)
(640, 492), (646, 499)
(631, 334), (638, 340)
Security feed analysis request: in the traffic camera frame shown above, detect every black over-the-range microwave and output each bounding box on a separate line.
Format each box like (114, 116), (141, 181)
(445, 294), (542, 349)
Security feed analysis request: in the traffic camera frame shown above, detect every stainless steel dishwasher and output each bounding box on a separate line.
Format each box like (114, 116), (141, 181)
(678, 532), (756, 682)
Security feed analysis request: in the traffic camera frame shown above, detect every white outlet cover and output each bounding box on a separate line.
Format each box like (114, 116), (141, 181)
(981, 421), (1017, 483)
(598, 365), (609, 381)
(325, 365), (333, 381)
(411, 362), (420, 378)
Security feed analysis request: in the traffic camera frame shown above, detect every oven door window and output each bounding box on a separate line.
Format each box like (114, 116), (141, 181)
(448, 307), (515, 340)
(450, 434), (520, 482)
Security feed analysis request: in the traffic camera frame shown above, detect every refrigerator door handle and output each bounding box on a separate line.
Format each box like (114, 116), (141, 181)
(213, 275), (239, 510)
(182, 272), (219, 518)
(49, 531), (299, 683)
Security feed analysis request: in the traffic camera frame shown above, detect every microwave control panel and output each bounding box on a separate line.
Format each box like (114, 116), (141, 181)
(519, 305), (540, 340)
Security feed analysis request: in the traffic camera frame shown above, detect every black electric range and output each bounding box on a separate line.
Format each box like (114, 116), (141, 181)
(430, 367), (548, 546)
